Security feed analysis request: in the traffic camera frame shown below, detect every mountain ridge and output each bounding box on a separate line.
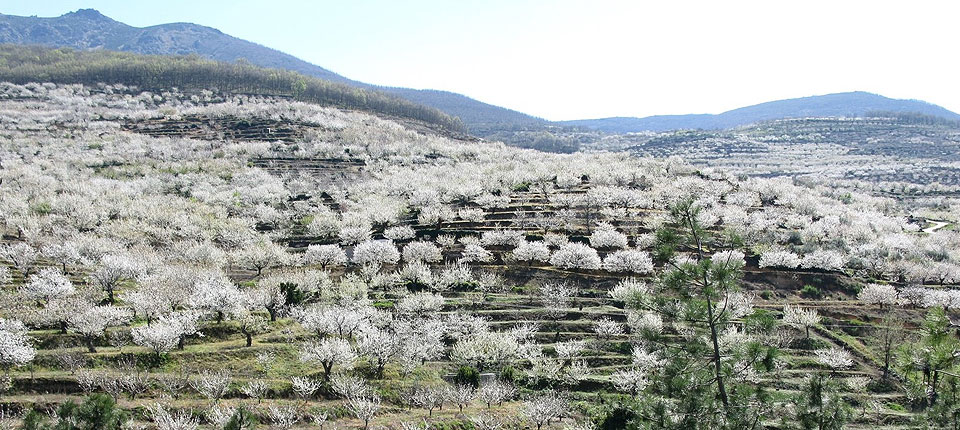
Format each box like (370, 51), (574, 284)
(560, 91), (960, 133)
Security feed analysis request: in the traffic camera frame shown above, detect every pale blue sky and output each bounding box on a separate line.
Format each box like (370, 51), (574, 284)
(3, 0), (959, 120)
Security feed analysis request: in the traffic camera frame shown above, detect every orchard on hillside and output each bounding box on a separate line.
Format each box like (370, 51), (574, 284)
(0, 81), (957, 429)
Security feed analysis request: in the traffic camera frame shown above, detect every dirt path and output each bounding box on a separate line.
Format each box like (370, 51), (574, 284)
(923, 219), (950, 233)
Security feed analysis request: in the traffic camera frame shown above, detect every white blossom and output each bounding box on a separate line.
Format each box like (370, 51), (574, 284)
(396, 292), (445, 314)
(815, 346), (854, 370)
(384, 225), (416, 241)
(550, 242), (601, 270)
(347, 394), (381, 429)
(461, 243), (494, 263)
(711, 249), (746, 270)
(402, 240), (442, 263)
(627, 310), (664, 336)
(131, 318), (182, 356)
(611, 368), (649, 394)
(602, 249), (654, 274)
(512, 240), (551, 263)
(801, 250), (846, 272)
(609, 278), (649, 305)
(353, 239), (400, 267)
(300, 338), (357, 378)
(21, 267), (74, 304)
(589, 223), (628, 249)
(857, 283), (898, 308)
(480, 229), (524, 247)
(593, 317), (624, 340)
(0, 318), (35, 368)
(782, 304), (820, 337)
(759, 248), (801, 269)
(304, 244), (347, 269)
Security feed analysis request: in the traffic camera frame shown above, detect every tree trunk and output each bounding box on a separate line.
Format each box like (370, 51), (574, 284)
(323, 362), (333, 380)
(706, 296), (730, 411)
(931, 372), (940, 406)
(882, 349), (891, 380)
(245, 331), (253, 347)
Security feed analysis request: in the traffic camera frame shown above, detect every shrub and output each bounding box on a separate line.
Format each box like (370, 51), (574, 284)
(280, 282), (306, 307)
(886, 402), (906, 412)
(224, 406), (259, 430)
(20, 410), (46, 430)
(455, 365), (480, 388)
(791, 337), (826, 351)
(841, 319), (869, 337)
(800, 284), (822, 299)
(499, 365), (518, 383)
(27, 394), (131, 430)
(595, 403), (638, 430)
(653, 228), (681, 263)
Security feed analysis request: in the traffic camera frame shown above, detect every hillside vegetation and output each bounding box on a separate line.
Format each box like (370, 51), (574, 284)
(580, 116), (960, 207)
(0, 9), (547, 137)
(0, 44), (465, 133)
(0, 81), (959, 429)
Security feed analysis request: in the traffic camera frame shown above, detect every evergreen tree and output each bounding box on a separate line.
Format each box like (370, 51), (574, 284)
(619, 198), (779, 429)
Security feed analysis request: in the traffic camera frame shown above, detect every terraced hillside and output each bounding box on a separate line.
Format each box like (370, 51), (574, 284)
(583, 115), (960, 203)
(1, 82), (959, 429)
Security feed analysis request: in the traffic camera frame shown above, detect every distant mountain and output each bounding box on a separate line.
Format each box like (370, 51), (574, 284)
(560, 92), (960, 133)
(0, 9), (355, 83)
(0, 9), (547, 135)
(382, 88), (548, 135)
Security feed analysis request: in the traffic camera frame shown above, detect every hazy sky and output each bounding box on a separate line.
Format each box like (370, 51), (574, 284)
(4, 0), (959, 120)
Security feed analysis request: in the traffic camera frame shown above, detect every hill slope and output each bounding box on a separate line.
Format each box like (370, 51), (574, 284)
(0, 44), (466, 132)
(0, 80), (953, 429)
(561, 92), (960, 133)
(0, 9), (547, 134)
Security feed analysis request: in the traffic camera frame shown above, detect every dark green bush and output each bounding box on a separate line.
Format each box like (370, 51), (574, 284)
(512, 182), (531, 192)
(455, 365), (480, 388)
(800, 285), (823, 299)
(499, 365), (518, 383)
(792, 337), (826, 351)
(653, 228), (681, 263)
(224, 406), (259, 430)
(595, 403), (639, 430)
(280, 282), (306, 306)
(23, 394), (129, 430)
